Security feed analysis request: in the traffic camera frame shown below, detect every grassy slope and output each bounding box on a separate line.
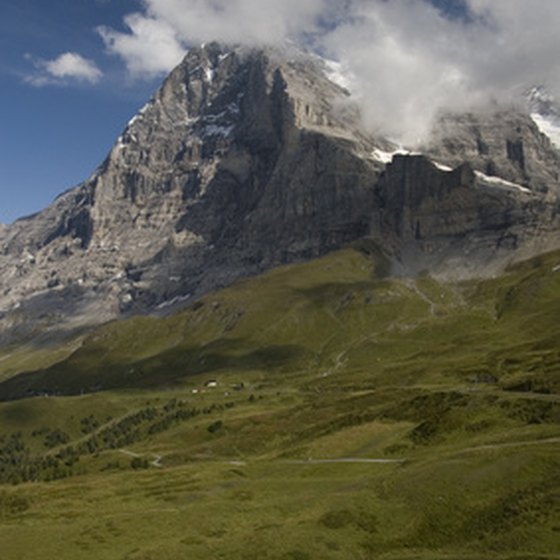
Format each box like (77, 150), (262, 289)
(0, 244), (559, 559)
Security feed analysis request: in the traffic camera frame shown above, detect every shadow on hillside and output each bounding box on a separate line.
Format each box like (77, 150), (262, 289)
(295, 281), (378, 307)
(0, 339), (308, 401)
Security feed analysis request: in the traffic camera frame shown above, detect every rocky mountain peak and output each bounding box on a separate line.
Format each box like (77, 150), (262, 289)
(527, 86), (559, 118)
(0, 42), (378, 339)
(526, 86), (560, 150)
(0, 43), (559, 341)
(425, 109), (560, 195)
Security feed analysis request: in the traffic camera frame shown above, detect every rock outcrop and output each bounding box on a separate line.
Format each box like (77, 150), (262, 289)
(426, 110), (560, 194)
(0, 42), (559, 340)
(0, 43), (382, 340)
(372, 154), (559, 278)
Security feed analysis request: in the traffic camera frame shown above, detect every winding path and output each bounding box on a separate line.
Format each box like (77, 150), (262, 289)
(281, 458), (405, 465)
(454, 436), (560, 455)
(119, 448), (164, 468)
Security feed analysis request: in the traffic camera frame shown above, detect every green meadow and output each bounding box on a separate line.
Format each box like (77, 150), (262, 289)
(0, 244), (559, 559)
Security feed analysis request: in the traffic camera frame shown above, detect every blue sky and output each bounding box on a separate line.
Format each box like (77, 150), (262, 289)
(0, 0), (160, 223)
(1, 0), (558, 224)
(0, 0), (468, 224)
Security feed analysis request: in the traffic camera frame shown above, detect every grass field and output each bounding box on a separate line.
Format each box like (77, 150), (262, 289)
(0, 244), (559, 559)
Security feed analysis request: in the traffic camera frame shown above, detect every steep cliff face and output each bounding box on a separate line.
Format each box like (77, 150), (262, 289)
(372, 154), (559, 278)
(0, 43), (559, 340)
(0, 43), (381, 337)
(426, 110), (560, 196)
(527, 86), (560, 149)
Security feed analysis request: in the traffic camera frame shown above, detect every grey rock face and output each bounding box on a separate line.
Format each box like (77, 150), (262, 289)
(372, 154), (560, 278)
(526, 86), (560, 151)
(426, 110), (560, 194)
(0, 43), (381, 340)
(528, 86), (560, 123)
(0, 42), (559, 340)
(364, 104), (559, 278)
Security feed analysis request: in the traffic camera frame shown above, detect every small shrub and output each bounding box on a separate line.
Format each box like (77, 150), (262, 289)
(130, 457), (149, 469)
(320, 509), (356, 530)
(207, 420), (223, 434)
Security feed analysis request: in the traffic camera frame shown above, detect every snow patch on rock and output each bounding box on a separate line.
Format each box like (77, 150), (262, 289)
(156, 294), (191, 310)
(531, 113), (560, 149)
(371, 147), (419, 164)
(475, 171), (531, 194)
(324, 60), (353, 91)
(432, 161), (453, 172)
(202, 124), (235, 138)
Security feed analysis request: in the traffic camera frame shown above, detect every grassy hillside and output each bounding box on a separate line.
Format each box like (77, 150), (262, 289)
(0, 244), (559, 559)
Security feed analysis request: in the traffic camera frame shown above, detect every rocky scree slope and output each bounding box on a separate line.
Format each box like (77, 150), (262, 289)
(0, 42), (559, 339)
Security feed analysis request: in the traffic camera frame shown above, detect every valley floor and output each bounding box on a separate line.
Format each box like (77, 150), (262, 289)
(0, 247), (559, 559)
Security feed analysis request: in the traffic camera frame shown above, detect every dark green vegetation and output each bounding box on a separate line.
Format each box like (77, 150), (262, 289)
(0, 244), (559, 559)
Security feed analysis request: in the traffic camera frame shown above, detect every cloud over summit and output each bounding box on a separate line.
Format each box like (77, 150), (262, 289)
(96, 0), (560, 143)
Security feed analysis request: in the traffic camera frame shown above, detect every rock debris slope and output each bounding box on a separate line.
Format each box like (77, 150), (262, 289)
(0, 42), (559, 338)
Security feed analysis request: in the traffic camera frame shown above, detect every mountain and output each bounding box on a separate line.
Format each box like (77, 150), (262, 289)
(0, 42), (559, 340)
(527, 85), (560, 149)
(0, 42), (380, 340)
(1, 43), (559, 559)
(0, 246), (559, 559)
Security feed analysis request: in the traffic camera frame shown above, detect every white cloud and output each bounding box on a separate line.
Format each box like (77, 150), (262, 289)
(26, 52), (103, 86)
(462, 0), (560, 94)
(97, 13), (186, 79)
(97, 0), (333, 78)
(95, 0), (560, 144)
(323, 0), (476, 144)
(143, 0), (329, 45)
(322, 0), (560, 144)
